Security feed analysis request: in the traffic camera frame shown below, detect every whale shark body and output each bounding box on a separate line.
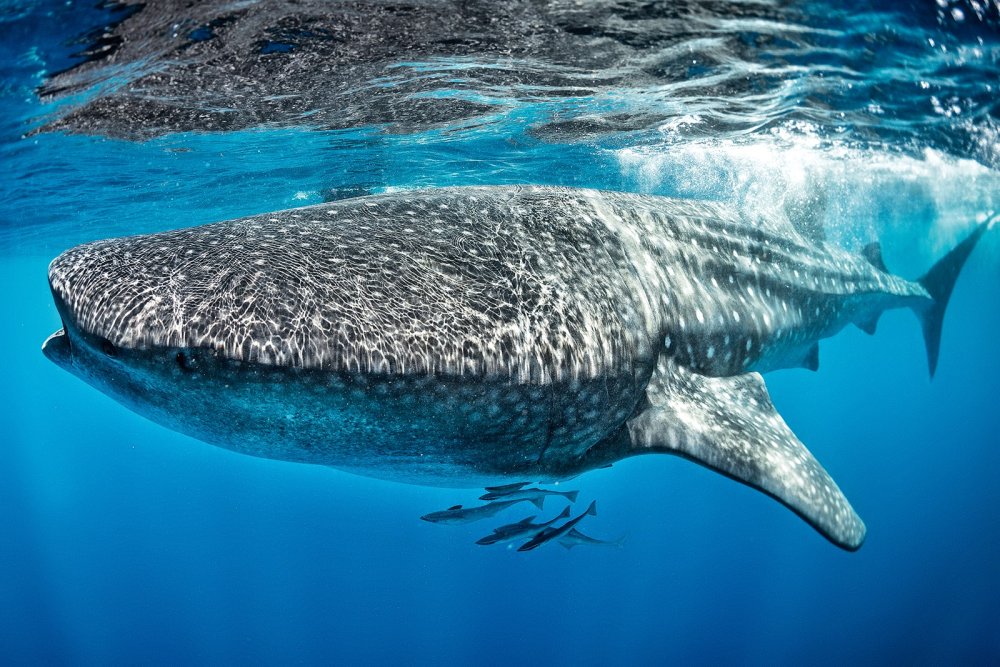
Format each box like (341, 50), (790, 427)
(42, 186), (990, 550)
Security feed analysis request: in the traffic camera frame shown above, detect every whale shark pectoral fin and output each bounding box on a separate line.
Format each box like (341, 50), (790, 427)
(626, 358), (866, 551)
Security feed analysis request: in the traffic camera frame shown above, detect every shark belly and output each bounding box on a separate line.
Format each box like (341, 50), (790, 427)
(63, 335), (644, 486)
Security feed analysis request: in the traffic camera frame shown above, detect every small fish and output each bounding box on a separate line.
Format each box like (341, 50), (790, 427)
(558, 528), (626, 549)
(479, 487), (579, 504)
(420, 497), (543, 525)
(483, 481), (530, 494)
(475, 506), (572, 546)
(518, 501), (598, 551)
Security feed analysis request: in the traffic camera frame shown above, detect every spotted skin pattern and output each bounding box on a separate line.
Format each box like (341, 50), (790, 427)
(627, 357), (866, 550)
(49, 186), (927, 378)
(45, 186), (947, 549)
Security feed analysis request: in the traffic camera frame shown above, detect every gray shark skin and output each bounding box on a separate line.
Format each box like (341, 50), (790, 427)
(42, 186), (991, 551)
(420, 497), (543, 525)
(475, 506), (572, 546)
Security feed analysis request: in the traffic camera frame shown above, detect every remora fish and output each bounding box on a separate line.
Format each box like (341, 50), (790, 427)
(519, 501), (599, 551)
(421, 497), (544, 525)
(475, 506), (572, 546)
(558, 528), (626, 550)
(478, 487), (579, 503)
(42, 186), (993, 550)
(483, 482), (530, 494)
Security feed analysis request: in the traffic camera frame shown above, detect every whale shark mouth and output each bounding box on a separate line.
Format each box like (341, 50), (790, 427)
(42, 327), (72, 368)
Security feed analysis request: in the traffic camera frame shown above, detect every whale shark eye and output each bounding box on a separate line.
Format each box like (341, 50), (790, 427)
(175, 351), (191, 371)
(99, 338), (117, 357)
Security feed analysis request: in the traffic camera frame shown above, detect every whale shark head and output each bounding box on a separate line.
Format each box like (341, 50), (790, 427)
(41, 226), (283, 396)
(44, 243), (126, 385)
(41, 239), (352, 473)
(42, 239), (233, 432)
(39, 222), (618, 483)
(41, 314), (155, 421)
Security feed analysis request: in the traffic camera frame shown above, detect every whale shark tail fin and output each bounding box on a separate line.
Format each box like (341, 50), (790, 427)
(916, 218), (993, 378)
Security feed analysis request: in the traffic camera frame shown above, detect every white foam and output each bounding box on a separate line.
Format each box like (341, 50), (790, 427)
(612, 128), (1000, 270)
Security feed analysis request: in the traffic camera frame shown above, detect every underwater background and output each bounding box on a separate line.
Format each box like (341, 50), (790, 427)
(1, 0), (999, 663)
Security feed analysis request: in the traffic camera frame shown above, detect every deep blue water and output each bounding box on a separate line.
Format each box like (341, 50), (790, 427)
(2, 1), (999, 664)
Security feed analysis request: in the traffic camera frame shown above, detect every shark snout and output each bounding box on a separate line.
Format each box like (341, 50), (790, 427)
(44, 250), (87, 370)
(42, 327), (73, 369)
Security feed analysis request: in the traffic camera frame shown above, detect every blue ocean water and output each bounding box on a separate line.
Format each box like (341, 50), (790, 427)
(1, 1), (999, 664)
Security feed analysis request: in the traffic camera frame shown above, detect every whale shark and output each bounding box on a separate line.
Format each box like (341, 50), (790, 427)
(42, 186), (991, 550)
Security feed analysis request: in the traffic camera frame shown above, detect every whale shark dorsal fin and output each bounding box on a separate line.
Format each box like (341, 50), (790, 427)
(448, 505), (463, 511)
(626, 357), (866, 551)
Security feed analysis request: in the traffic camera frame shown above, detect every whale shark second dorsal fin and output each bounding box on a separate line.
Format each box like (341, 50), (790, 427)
(625, 356), (866, 551)
(855, 313), (880, 335)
